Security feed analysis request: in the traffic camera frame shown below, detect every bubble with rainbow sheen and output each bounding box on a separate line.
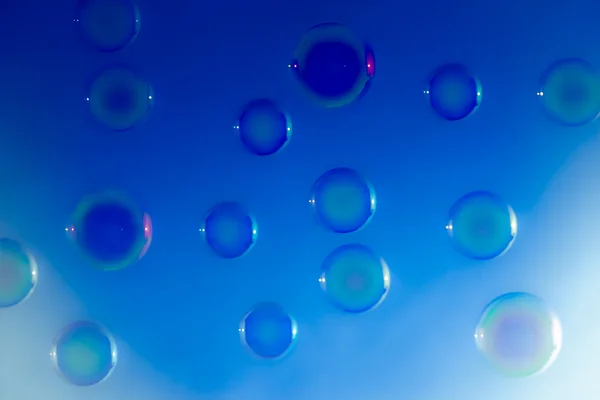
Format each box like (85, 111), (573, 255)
(0, 238), (38, 308)
(234, 99), (292, 156)
(66, 191), (151, 271)
(424, 63), (482, 121)
(310, 167), (376, 234)
(289, 22), (375, 108)
(239, 302), (297, 359)
(319, 243), (390, 314)
(446, 191), (517, 260)
(537, 58), (600, 127)
(475, 292), (563, 378)
(74, 0), (141, 52)
(200, 201), (257, 259)
(51, 321), (118, 386)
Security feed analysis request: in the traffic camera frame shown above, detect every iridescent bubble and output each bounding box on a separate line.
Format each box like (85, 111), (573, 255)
(537, 58), (600, 126)
(475, 292), (563, 378)
(87, 66), (154, 131)
(289, 23), (375, 108)
(424, 63), (482, 121)
(310, 167), (375, 234)
(0, 238), (38, 308)
(239, 302), (297, 359)
(201, 202), (257, 259)
(447, 191), (517, 260)
(51, 321), (118, 386)
(319, 243), (390, 313)
(67, 191), (149, 271)
(74, 0), (141, 52)
(234, 99), (292, 156)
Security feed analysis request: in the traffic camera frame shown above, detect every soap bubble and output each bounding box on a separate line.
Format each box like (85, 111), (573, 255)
(201, 201), (257, 259)
(0, 238), (38, 308)
(240, 302), (297, 359)
(234, 99), (292, 156)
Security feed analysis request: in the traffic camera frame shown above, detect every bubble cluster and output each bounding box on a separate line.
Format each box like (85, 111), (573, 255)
(239, 302), (297, 359)
(475, 292), (563, 377)
(319, 243), (390, 313)
(447, 191), (517, 260)
(234, 99), (292, 156)
(201, 201), (257, 259)
(310, 167), (376, 234)
(0, 238), (38, 308)
(51, 321), (118, 386)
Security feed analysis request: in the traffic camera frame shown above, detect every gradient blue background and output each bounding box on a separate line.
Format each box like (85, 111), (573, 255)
(1, 0), (600, 398)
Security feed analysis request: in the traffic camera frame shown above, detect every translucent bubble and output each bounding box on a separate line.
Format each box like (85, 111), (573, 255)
(234, 99), (292, 156)
(0, 238), (38, 308)
(475, 292), (563, 378)
(289, 23), (375, 108)
(319, 243), (390, 313)
(74, 0), (141, 52)
(537, 58), (600, 126)
(310, 167), (375, 233)
(87, 66), (154, 131)
(67, 191), (150, 271)
(239, 302), (297, 359)
(201, 202), (257, 259)
(424, 63), (482, 121)
(447, 191), (517, 260)
(51, 321), (118, 386)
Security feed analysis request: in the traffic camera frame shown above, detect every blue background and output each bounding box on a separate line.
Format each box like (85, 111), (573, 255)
(1, 0), (600, 399)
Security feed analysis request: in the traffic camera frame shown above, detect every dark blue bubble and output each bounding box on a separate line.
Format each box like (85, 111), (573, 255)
(201, 202), (257, 259)
(425, 63), (482, 121)
(235, 99), (292, 156)
(240, 302), (297, 359)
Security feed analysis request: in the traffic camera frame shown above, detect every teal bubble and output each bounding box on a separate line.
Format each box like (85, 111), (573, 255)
(239, 302), (297, 359)
(319, 244), (390, 313)
(51, 321), (118, 386)
(310, 167), (375, 234)
(447, 191), (517, 260)
(0, 238), (38, 308)
(74, 0), (141, 52)
(86, 66), (154, 131)
(475, 292), (563, 378)
(424, 63), (482, 121)
(234, 99), (292, 156)
(201, 202), (257, 259)
(67, 191), (149, 271)
(538, 58), (600, 126)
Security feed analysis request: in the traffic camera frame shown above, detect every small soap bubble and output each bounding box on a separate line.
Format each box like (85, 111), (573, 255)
(51, 321), (118, 386)
(234, 99), (292, 156)
(0, 238), (38, 308)
(87, 66), (154, 131)
(290, 23), (375, 108)
(201, 202), (257, 259)
(74, 0), (141, 52)
(67, 191), (149, 271)
(239, 302), (297, 359)
(319, 243), (390, 313)
(447, 191), (517, 260)
(310, 167), (375, 233)
(475, 292), (563, 378)
(538, 58), (600, 126)
(424, 63), (482, 121)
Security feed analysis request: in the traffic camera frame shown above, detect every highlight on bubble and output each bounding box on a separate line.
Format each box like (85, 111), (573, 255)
(289, 22), (375, 108)
(66, 191), (151, 271)
(234, 99), (292, 156)
(537, 58), (600, 127)
(424, 63), (482, 121)
(73, 0), (141, 52)
(310, 167), (376, 234)
(239, 302), (298, 359)
(474, 292), (563, 378)
(0, 238), (38, 308)
(86, 65), (154, 131)
(319, 243), (390, 314)
(200, 201), (257, 259)
(446, 191), (517, 261)
(51, 321), (118, 387)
